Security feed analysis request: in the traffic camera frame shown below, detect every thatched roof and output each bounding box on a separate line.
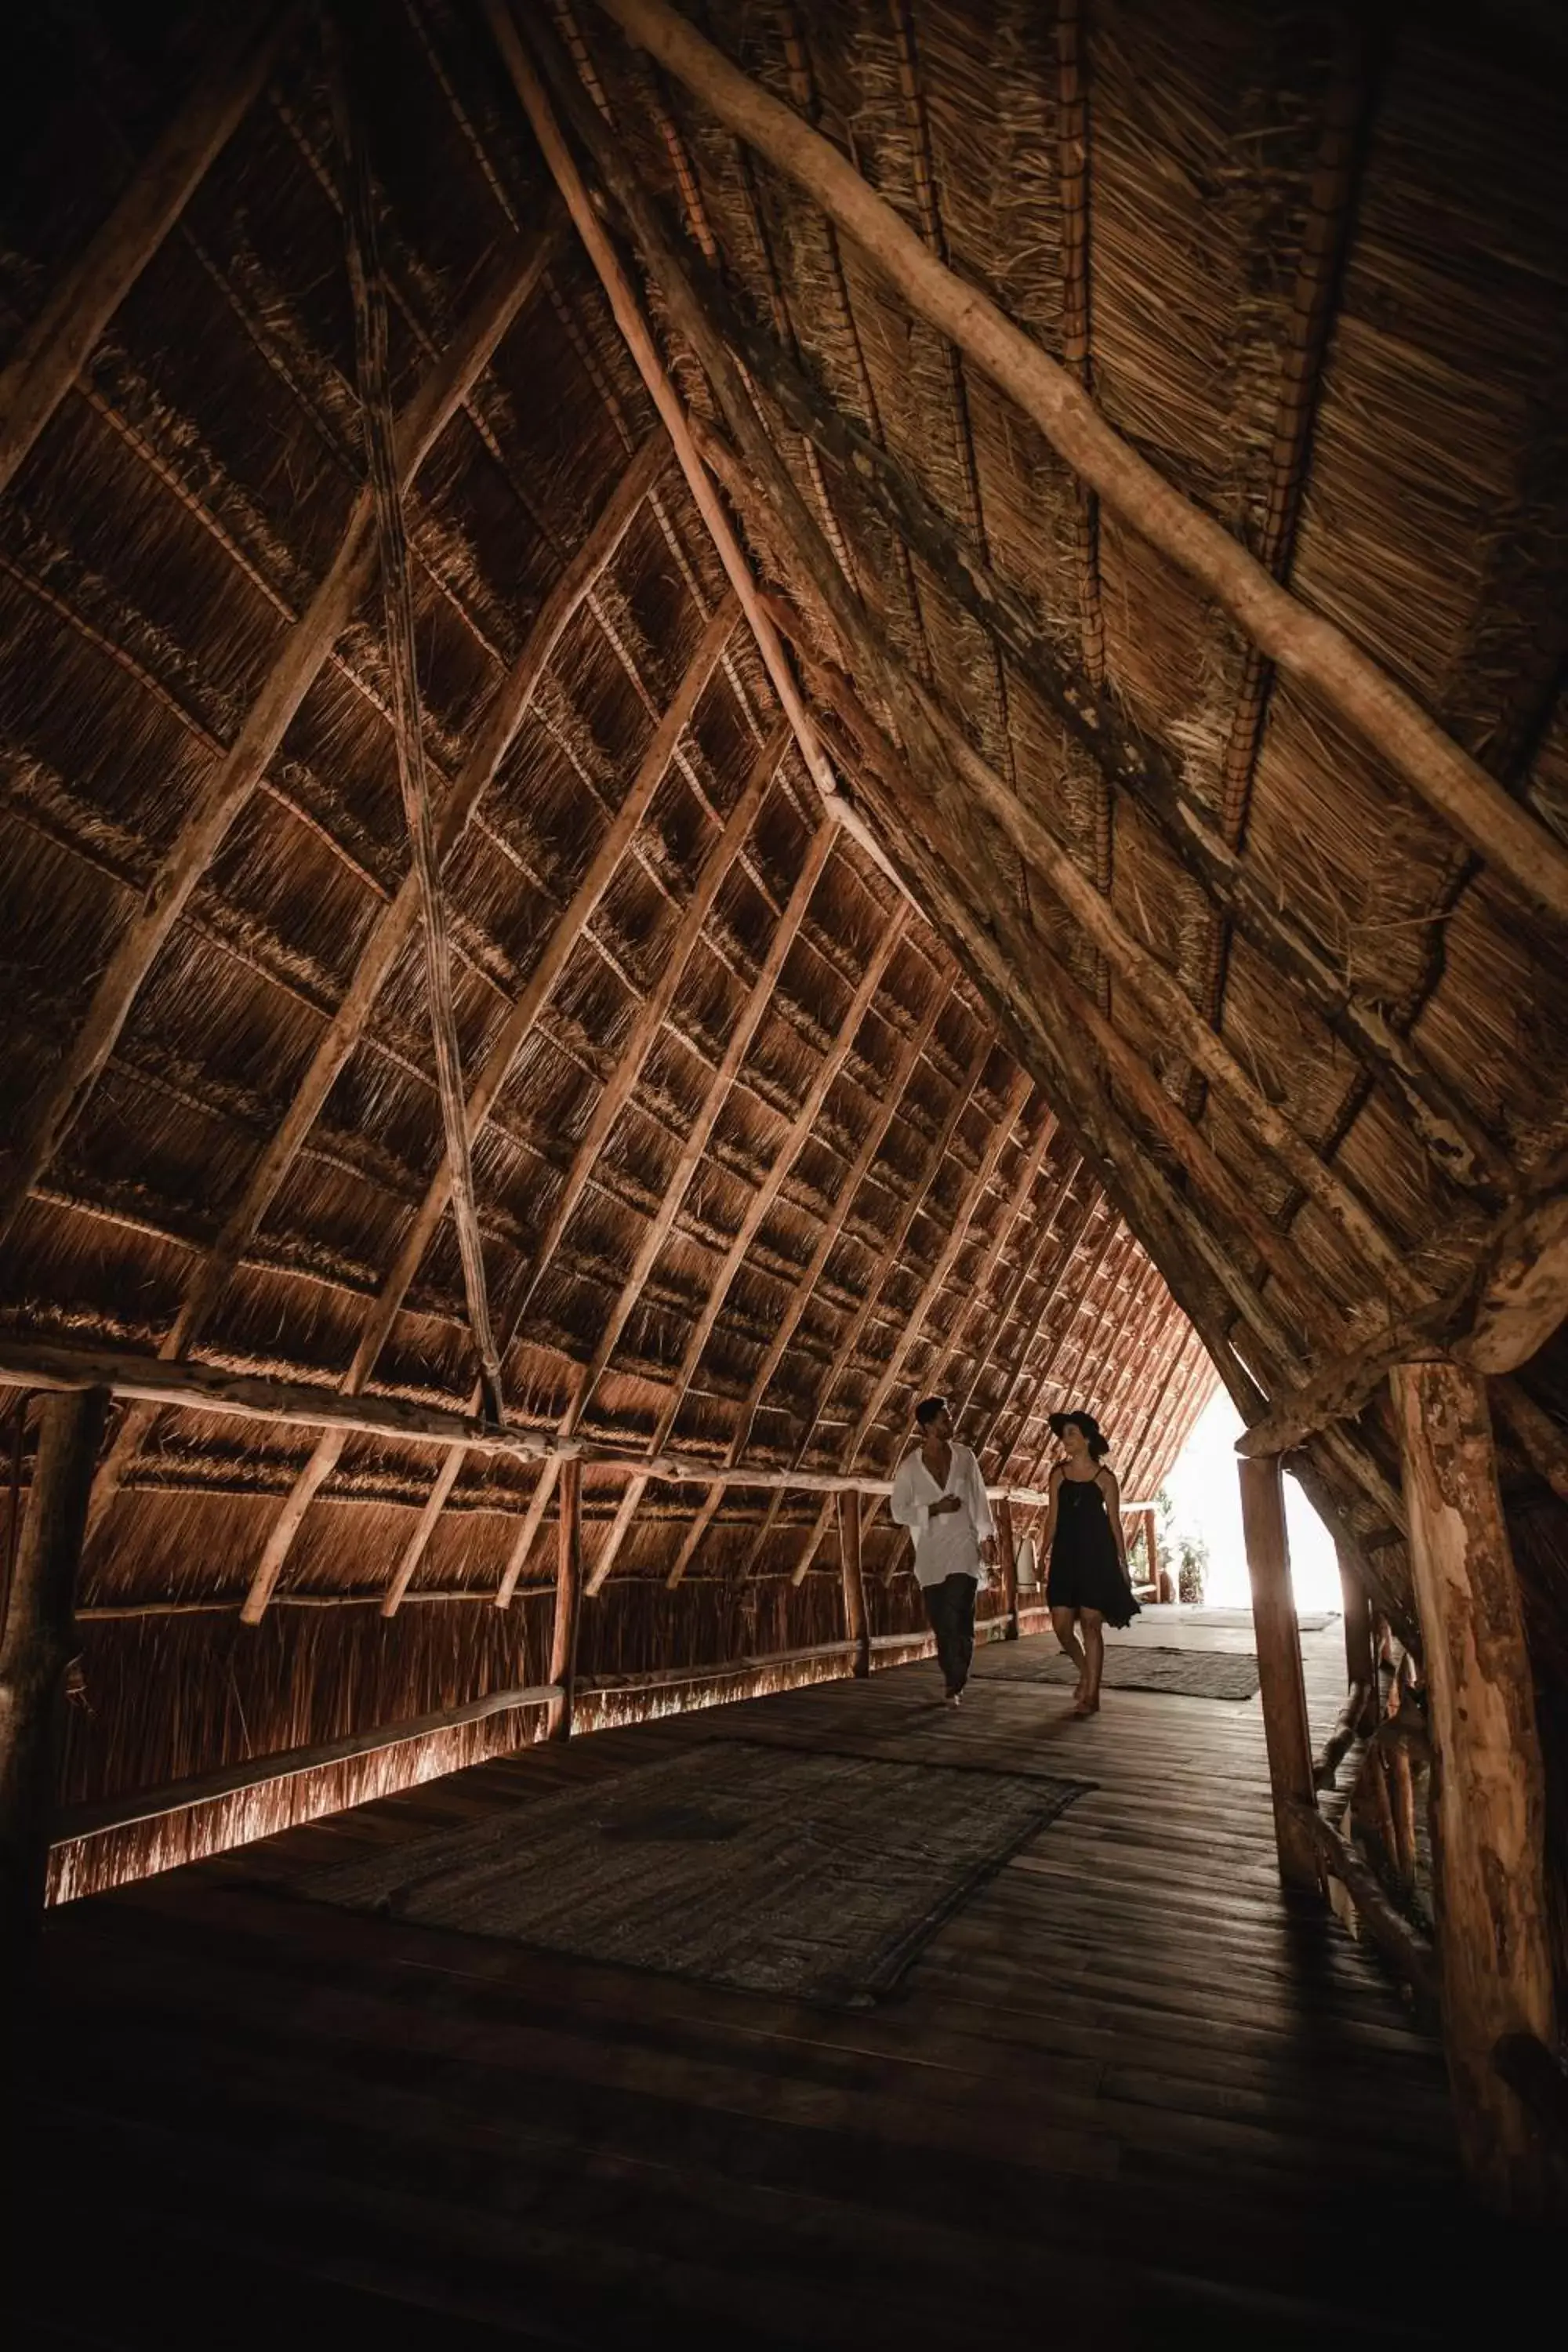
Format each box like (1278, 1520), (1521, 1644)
(2, 0), (1566, 1893)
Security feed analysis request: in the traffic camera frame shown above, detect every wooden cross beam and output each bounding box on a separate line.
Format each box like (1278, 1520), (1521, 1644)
(1238, 1189), (1568, 1457)
(789, 1029), (994, 1474)
(0, 3), (288, 495)
(327, 16), (505, 1422)
(590, 0), (1568, 928)
(239, 598), (739, 1621)
(645, 908), (911, 1459)
(0, 217), (559, 1252)
(724, 978), (952, 1468)
(564, 820), (838, 1442)
(791, 1065), (1033, 1582)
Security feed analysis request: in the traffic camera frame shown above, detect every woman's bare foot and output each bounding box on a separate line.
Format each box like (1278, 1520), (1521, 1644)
(1069, 1695), (1099, 1717)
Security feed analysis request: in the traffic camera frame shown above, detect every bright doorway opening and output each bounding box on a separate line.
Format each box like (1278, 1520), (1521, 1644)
(1155, 1386), (1342, 1613)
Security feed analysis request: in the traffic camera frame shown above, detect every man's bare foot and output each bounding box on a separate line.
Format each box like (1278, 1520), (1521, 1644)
(946, 1690), (961, 1710)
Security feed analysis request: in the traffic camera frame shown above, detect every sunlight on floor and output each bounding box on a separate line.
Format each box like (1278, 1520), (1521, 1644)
(1156, 1386), (1342, 1613)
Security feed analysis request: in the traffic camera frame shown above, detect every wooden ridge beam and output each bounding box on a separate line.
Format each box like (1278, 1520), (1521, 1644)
(567, 818), (838, 1438)
(724, 974), (950, 1467)
(328, 16), (505, 1421)
(484, 0), (898, 891)
(239, 598), (739, 1621)
(591, 0), (1568, 928)
(645, 908), (909, 1461)
(679, 291), (1508, 1204)
(0, 220), (560, 1251)
(0, 2), (289, 495)
(791, 1065), (1033, 1581)
(1239, 1188), (1568, 1457)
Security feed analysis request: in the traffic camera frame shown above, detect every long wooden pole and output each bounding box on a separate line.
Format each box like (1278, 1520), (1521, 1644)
(327, 16), (505, 1421)
(996, 1497), (1019, 1641)
(547, 1458), (583, 1740)
(0, 1388), (109, 2016)
(1389, 1362), (1558, 2212)
(1236, 1455), (1320, 1893)
(0, 3), (288, 494)
(590, 0), (1568, 927)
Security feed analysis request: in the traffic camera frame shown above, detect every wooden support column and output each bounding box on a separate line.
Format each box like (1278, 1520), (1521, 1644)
(1390, 1362), (1558, 2213)
(1237, 1455), (1320, 1893)
(1339, 1542), (1376, 1691)
(1143, 1507), (1161, 1601)
(0, 1388), (109, 2009)
(996, 1498), (1019, 1640)
(838, 1493), (869, 1677)
(546, 1459), (583, 1742)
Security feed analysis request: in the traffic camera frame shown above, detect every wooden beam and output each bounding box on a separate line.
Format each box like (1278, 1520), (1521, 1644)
(664, 1483), (724, 1591)
(792, 1065), (1033, 1581)
(379, 712), (786, 1612)
(838, 1492), (869, 1676)
(1390, 1361), (1558, 2212)
(593, 0), (1568, 927)
(505, 714), (789, 1354)
(947, 1149), (1080, 1436)
(1237, 1456), (1320, 1893)
(991, 1203), (1116, 1479)
(568, 818), (837, 1436)
(328, 15), (505, 1422)
(725, 973), (949, 1466)
(585, 1473), (646, 1599)
(239, 597), (738, 1621)
(0, 1388), (108, 2013)
(1491, 1374), (1568, 1504)
(495, 1456), (561, 1610)
(547, 1458), (583, 1740)
(673, 260), (1505, 1202)
(0, 1334), (1062, 1507)
(0, 3), (289, 495)
(484, 0), (897, 891)
(789, 1030), (993, 1472)
(645, 909), (909, 1457)
(934, 1116), (1058, 1415)
(0, 222), (559, 1253)
(1238, 1189), (1568, 1457)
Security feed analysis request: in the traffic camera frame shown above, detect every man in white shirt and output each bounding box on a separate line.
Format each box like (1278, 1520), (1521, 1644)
(889, 1396), (996, 1707)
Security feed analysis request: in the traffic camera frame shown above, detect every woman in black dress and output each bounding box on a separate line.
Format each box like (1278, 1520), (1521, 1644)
(1041, 1410), (1138, 1716)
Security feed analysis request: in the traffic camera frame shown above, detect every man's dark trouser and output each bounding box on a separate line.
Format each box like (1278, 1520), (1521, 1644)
(922, 1573), (978, 1695)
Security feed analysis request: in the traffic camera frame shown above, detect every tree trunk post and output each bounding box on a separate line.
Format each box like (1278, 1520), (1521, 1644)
(1237, 1454), (1320, 1893)
(1389, 1362), (1558, 2212)
(0, 1388), (109, 2007)
(1143, 1507), (1161, 1599)
(837, 1493), (869, 1677)
(546, 1459), (583, 1740)
(1338, 1541), (1376, 1694)
(996, 1497), (1019, 1639)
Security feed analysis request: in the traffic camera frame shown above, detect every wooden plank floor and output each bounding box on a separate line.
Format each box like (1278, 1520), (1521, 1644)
(19, 1616), (1540, 2347)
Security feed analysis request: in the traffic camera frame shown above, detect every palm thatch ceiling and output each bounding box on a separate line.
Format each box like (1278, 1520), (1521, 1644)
(2, 0), (1566, 1880)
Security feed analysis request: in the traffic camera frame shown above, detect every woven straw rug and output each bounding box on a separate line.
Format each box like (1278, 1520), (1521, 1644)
(292, 1741), (1089, 2005)
(985, 1646), (1263, 1701)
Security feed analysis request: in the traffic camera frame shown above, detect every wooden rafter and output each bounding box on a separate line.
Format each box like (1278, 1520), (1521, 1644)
(646, 908), (909, 1461)
(1006, 1220), (1137, 1485)
(1054, 0), (1105, 697)
(564, 820), (838, 1442)
(327, 13), (505, 1421)
(792, 1065), (1033, 1582)
(725, 975), (950, 1467)
(238, 598), (739, 1621)
(483, 0), (900, 891)
(789, 1029), (994, 1473)
(592, 0), (1568, 927)
(925, 1116), (1058, 1425)
(0, 3), (288, 495)
(0, 220), (560, 1250)
(949, 1152), (1085, 1436)
(677, 281), (1508, 1201)
(988, 1200), (1114, 1478)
